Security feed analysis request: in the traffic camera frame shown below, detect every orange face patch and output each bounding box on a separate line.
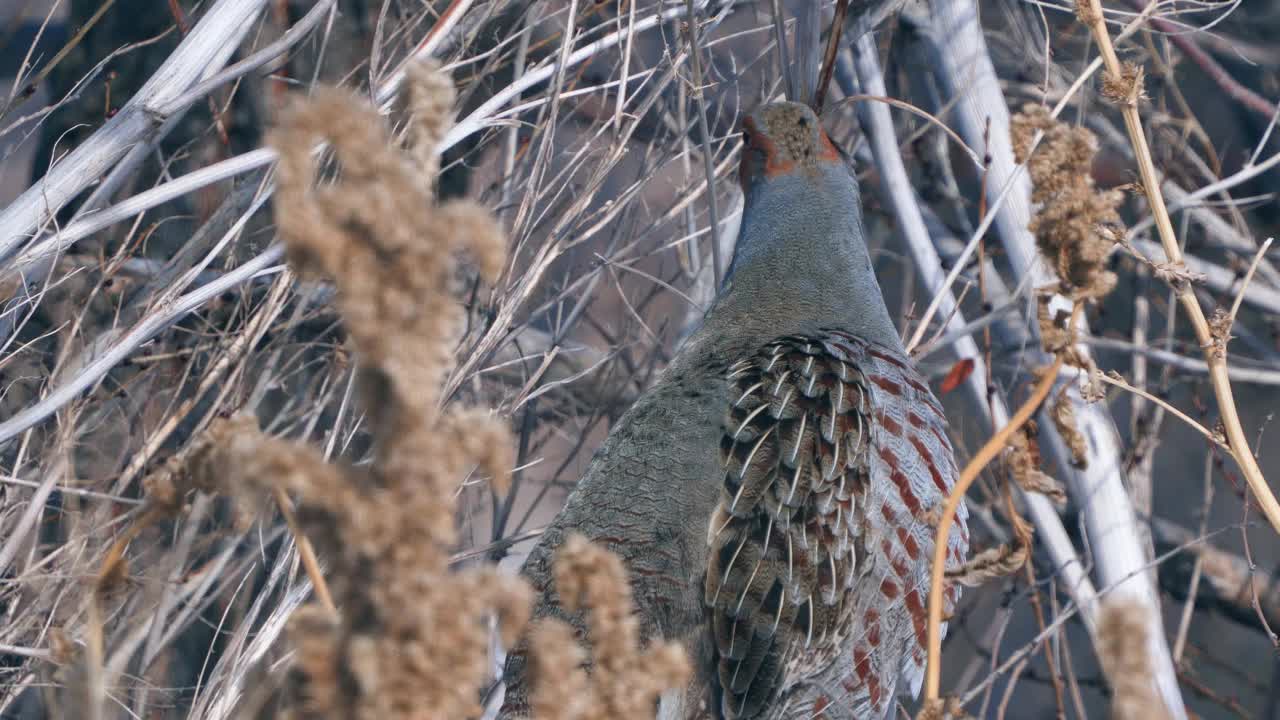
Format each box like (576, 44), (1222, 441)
(739, 113), (843, 189)
(817, 129), (841, 163)
(742, 116), (796, 179)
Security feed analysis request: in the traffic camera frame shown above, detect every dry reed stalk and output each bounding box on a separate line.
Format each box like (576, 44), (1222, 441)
(1007, 96), (1188, 717)
(921, 305), (1078, 708)
(945, 544), (1030, 589)
(1074, 0), (1280, 534)
(152, 59), (692, 720)
(247, 60), (529, 719)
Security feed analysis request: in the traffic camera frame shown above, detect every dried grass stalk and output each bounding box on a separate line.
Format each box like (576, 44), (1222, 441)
(1004, 421), (1066, 505)
(173, 60), (690, 720)
(194, 60), (535, 720)
(946, 543), (1029, 588)
(1073, 0), (1280, 534)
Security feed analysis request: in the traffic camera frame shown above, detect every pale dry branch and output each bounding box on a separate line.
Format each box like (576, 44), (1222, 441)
(846, 26), (1100, 642)
(1077, 0), (1280, 534)
(927, 3), (1188, 716)
(0, 0), (271, 261)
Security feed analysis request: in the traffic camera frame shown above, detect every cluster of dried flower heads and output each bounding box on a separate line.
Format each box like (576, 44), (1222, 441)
(526, 534), (691, 720)
(1011, 104), (1124, 304)
(1011, 105), (1128, 473)
(140, 61), (694, 720)
(1011, 106), (1172, 720)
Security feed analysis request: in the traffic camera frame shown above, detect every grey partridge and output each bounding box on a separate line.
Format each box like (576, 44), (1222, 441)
(499, 102), (969, 720)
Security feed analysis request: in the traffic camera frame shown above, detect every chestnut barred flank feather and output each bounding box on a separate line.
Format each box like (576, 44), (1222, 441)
(708, 332), (968, 719)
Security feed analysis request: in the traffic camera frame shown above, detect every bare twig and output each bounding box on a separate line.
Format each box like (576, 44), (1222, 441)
(683, 0), (723, 281)
(1227, 238), (1274, 328)
(924, 313), (1073, 704)
(1127, 238), (1280, 316)
(769, 0), (794, 100)
(813, 0), (850, 113)
(1093, 372), (1232, 453)
(1078, 0), (1280, 534)
(1153, 518), (1280, 636)
(271, 486), (335, 614)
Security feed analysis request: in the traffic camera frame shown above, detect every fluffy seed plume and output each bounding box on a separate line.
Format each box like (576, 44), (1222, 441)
(528, 534), (692, 720)
(1097, 598), (1169, 720)
(1012, 105), (1124, 303)
(181, 60), (535, 720)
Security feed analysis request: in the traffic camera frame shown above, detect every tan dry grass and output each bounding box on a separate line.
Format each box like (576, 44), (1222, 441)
(181, 60), (689, 720)
(223, 59), (527, 720)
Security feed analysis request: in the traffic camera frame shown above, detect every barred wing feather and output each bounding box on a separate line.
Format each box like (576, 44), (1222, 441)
(705, 331), (969, 719)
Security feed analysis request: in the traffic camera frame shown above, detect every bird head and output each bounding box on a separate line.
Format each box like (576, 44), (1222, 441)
(738, 101), (846, 192)
(716, 99), (900, 350)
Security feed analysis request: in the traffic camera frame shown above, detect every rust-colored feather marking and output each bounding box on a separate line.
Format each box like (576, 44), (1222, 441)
(706, 332), (969, 719)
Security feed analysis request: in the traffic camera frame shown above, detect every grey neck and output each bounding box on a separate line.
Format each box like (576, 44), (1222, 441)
(694, 164), (902, 354)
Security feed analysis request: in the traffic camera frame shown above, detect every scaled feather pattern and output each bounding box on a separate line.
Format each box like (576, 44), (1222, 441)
(708, 331), (969, 719)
